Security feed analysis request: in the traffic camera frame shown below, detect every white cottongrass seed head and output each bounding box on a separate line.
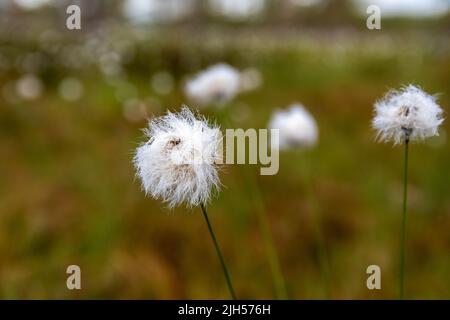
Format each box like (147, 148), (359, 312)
(373, 85), (444, 145)
(185, 63), (241, 107)
(133, 106), (223, 208)
(269, 103), (319, 150)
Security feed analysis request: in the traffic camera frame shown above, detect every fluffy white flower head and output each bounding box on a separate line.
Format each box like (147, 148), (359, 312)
(373, 85), (444, 144)
(134, 106), (222, 207)
(185, 63), (240, 107)
(269, 103), (319, 150)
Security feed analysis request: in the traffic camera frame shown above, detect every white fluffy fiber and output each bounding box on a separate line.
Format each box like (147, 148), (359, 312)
(373, 85), (444, 144)
(185, 63), (241, 107)
(134, 106), (222, 207)
(268, 103), (319, 150)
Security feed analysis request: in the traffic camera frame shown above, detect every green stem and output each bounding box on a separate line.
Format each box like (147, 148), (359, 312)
(243, 168), (288, 299)
(301, 159), (331, 299)
(400, 139), (409, 300)
(219, 107), (287, 299)
(309, 191), (331, 299)
(255, 193), (289, 299)
(200, 203), (237, 300)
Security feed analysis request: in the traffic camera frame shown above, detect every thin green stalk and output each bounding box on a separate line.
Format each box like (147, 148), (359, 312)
(299, 153), (332, 299)
(257, 205), (289, 299)
(243, 168), (288, 299)
(218, 107), (287, 299)
(399, 139), (409, 300)
(200, 203), (237, 300)
(305, 182), (331, 299)
(255, 193), (289, 299)
(300, 154), (331, 299)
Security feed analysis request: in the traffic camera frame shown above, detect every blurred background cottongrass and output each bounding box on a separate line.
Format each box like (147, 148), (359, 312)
(0, 0), (449, 299)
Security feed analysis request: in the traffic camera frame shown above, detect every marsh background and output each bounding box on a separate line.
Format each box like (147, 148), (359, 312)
(0, 0), (449, 299)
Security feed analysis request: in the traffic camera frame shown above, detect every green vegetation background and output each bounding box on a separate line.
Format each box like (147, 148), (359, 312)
(0, 15), (449, 299)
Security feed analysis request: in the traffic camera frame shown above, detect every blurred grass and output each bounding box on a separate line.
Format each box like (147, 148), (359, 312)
(0, 27), (449, 299)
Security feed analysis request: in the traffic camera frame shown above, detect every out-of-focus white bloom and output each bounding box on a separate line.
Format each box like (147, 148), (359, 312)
(185, 64), (240, 107)
(289, 0), (323, 7)
(134, 106), (222, 207)
(269, 104), (318, 150)
(239, 68), (262, 92)
(58, 78), (84, 102)
(353, 0), (449, 18)
(123, 0), (194, 24)
(14, 0), (51, 10)
(16, 74), (43, 100)
(209, 0), (265, 20)
(373, 85), (444, 144)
